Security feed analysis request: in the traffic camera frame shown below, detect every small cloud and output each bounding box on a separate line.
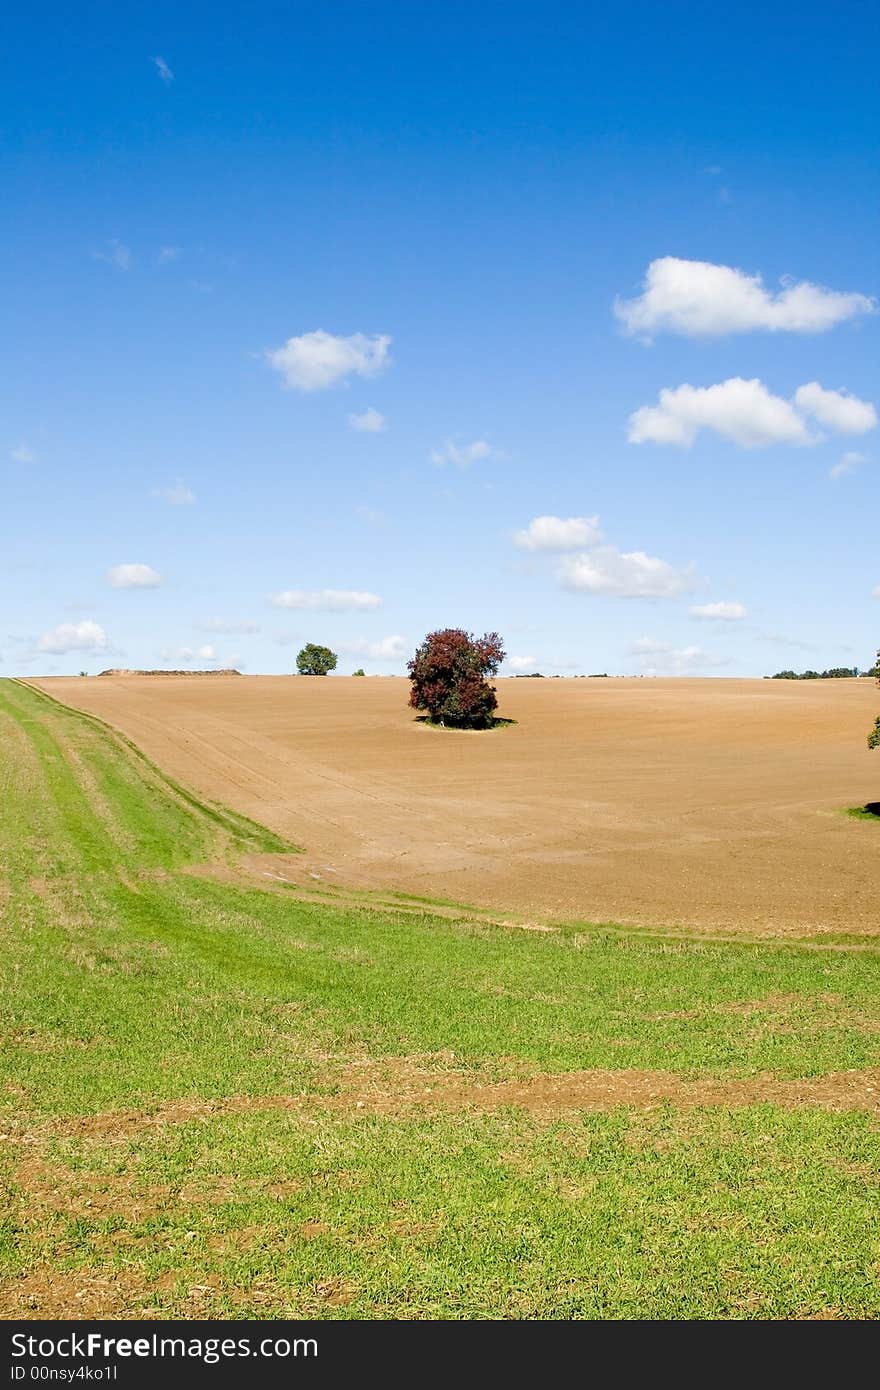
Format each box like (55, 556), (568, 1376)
(10, 444), (36, 464)
(340, 634), (408, 662)
(349, 407), (386, 433)
(690, 601), (748, 621)
(152, 56), (174, 84)
(514, 515), (602, 551)
(92, 239), (131, 271)
(38, 620), (108, 655)
(108, 563), (162, 590)
(153, 479), (195, 505)
(615, 256), (876, 339)
(266, 330), (391, 392)
(157, 246), (182, 265)
(830, 450), (869, 480)
(431, 439), (500, 468)
(161, 644), (218, 664)
(873, 586), (880, 599)
(628, 638), (713, 675)
(703, 165), (722, 176)
(507, 655), (538, 672)
(558, 546), (692, 599)
(269, 588), (381, 612)
(197, 618), (261, 635)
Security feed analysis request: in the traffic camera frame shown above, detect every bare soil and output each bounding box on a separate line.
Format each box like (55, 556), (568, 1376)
(29, 674), (880, 934)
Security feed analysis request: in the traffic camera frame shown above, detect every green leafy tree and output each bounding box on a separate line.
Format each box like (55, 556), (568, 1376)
(352, 668), (366, 677)
(296, 643), (338, 676)
(870, 650), (880, 751)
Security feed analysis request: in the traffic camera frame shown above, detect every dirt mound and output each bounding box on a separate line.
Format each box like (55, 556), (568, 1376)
(97, 668), (241, 678)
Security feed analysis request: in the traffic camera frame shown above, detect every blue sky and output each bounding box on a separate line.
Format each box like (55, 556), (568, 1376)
(3, 0), (878, 676)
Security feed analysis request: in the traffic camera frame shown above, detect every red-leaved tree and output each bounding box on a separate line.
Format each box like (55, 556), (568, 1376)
(408, 629), (506, 729)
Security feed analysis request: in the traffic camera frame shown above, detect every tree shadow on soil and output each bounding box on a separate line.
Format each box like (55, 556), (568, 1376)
(414, 715), (518, 731)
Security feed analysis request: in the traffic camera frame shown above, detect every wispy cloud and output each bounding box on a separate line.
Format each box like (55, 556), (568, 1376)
(430, 439), (501, 467)
(615, 256), (876, 339)
(152, 479), (195, 505)
(340, 634), (408, 662)
(9, 444), (36, 464)
(161, 645), (219, 664)
(690, 601), (748, 621)
(157, 245), (182, 265)
(152, 56), (174, 84)
(92, 239), (131, 272)
(627, 637), (715, 675)
(830, 450), (869, 480)
(349, 407), (386, 433)
(266, 331), (391, 392)
(269, 589), (381, 612)
(196, 618), (261, 635)
(354, 506), (389, 528)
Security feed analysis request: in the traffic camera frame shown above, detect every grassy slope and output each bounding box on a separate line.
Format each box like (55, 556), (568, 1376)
(1, 676), (880, 1318)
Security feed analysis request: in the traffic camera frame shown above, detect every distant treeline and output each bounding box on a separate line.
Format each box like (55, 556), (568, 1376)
(769, 667), (873, 680)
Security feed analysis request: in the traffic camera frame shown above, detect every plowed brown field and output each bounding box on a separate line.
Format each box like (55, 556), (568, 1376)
(29, 675), (880, 935)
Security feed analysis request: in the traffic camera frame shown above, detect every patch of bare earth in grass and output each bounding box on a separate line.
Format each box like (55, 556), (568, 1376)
(7, 1059), (880, 1146)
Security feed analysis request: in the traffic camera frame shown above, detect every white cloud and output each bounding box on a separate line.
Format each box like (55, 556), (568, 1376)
(829, 451), (868, 480)
(266, 330), (391, 392)
(38, 620), (107, 655)
(629, 377), (877, 449)
(431, 439), (499, 468)
(508, 655), (538, 671)
(162, 644), (217, 664)
(153, 479), (195, 505)
(873, 586), (880, 599)
(152, 56), (174, 84)
(269, 588), (381, 612)
(93, 239), (131, 271)
(513, 515), (603, 551)
(157, 245), (181, 265)
(198, 618), (261, 634)
(628, 378), (812, 448)
(614, 256), (876, 339)
(559, 546), (692, 599)
(690, 601), (748, 621)
(341, 634), (408, 662)
(628, 638), (711, 675)
(349, 406), (386, 433)
(794, 383), (878, 436)
(108, 563), (162, 590)
(10, 444), (36, 464)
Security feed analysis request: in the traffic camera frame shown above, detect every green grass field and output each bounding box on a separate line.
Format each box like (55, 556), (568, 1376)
(2, 676), (880, 1319)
